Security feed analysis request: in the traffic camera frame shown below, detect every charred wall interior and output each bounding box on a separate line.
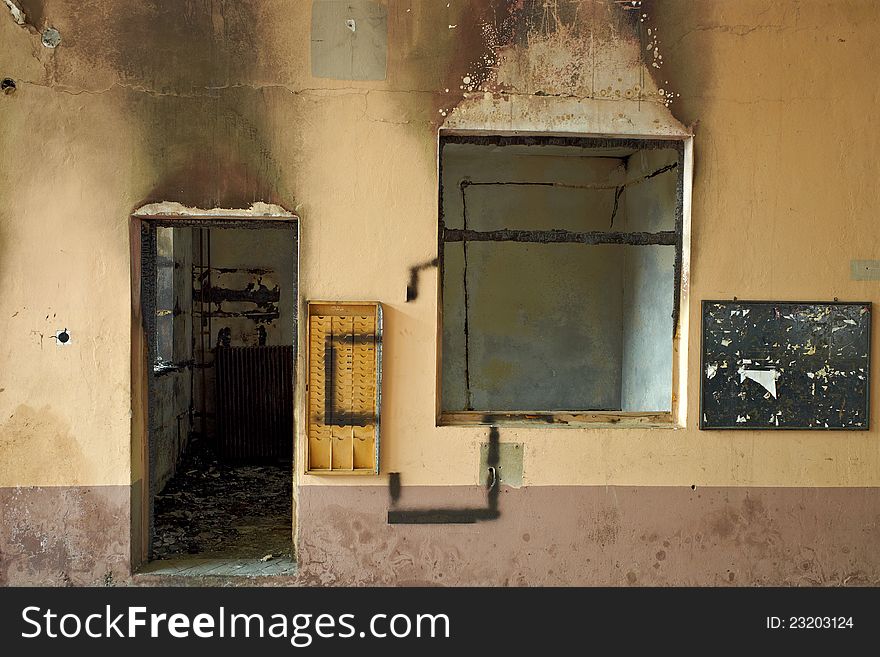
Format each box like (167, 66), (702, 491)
(152, 226), (194, 492)
(152, 224), (296, 474)
(191, 227), (296, 442)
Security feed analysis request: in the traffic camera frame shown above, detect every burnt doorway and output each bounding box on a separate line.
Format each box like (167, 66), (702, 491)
(137, 215), (298, 575)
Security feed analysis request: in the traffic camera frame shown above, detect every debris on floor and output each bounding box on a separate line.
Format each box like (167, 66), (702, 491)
(152, 436), (292, 561)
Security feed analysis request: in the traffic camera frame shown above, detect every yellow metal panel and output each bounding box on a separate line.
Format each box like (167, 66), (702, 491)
(306, 302), (382, 474)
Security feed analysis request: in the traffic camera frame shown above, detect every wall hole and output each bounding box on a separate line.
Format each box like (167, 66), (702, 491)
(41, 27), (61, 48)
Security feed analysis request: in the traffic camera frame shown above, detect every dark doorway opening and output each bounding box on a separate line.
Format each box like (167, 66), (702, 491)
(138, 217), (298, 576)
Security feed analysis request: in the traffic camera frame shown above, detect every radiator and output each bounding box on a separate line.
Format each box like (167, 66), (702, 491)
(215, 345), (294, 461)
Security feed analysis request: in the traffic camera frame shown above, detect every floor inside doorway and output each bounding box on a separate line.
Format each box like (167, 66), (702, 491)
(148, 436), (294, 575)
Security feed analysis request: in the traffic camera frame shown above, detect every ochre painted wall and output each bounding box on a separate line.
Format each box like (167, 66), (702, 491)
(1, 1), (879, 496)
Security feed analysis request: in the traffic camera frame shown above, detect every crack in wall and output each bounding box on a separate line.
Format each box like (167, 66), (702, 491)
(460, 162), (679, 193)
(452, 162), (679, 244)
(9, 77), (678, 108)
(460, 181), (473, 411)
(609, 185), (626, 227)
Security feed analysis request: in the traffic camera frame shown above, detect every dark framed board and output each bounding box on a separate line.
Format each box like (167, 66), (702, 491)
(700, 301), (871, 430)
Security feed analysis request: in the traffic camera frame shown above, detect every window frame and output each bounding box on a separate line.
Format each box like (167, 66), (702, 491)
(154, 225), (177, 373)
(435, 132), (692, 429)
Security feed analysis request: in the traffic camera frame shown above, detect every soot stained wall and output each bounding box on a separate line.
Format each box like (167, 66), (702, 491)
(3, 0), (880, 586)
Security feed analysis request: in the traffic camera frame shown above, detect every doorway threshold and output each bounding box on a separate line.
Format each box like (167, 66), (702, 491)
(138, 556), (298, 578)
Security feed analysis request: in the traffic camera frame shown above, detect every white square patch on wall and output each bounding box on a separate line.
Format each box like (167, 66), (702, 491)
(311, 0), (388, 81)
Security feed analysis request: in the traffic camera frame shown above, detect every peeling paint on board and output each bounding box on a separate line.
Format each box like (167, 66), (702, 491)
(700, 301), (871, 430)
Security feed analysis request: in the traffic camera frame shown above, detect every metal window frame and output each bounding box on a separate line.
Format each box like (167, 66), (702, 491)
(154, 226), (177, 370)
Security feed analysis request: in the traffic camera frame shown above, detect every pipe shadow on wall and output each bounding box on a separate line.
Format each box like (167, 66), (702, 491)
(387, 424), (501, 524)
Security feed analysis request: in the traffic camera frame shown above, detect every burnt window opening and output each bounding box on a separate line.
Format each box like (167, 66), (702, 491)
(438, 134), (685, 425)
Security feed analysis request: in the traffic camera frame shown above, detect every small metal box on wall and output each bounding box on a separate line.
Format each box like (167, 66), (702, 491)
(306, 301), (382, 474)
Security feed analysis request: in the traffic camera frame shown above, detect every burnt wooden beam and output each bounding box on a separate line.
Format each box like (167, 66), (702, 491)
(460, 163), (678, 193)
(443, 228), (676, 246)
